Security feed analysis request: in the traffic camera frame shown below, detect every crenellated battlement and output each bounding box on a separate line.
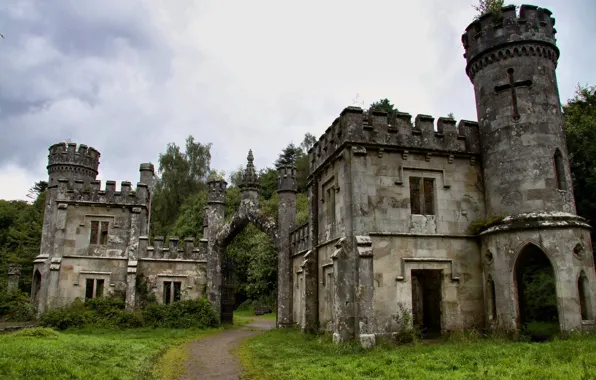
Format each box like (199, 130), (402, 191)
(308, 107), (480, 176)
(462, 4), (558, 80)
(54, 178), (150, 207)
(290, 222), (310, 255)
(277, 165), (297, 193)
(208, 179), (227, 204)
(48, 142), (101, 176)
(138, 236), (204, 261)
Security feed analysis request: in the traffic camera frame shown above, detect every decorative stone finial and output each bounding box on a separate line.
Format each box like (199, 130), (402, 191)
(240, 149), (259, 192)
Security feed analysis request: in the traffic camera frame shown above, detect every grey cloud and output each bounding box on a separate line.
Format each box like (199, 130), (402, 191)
(0, 0), (173, 173)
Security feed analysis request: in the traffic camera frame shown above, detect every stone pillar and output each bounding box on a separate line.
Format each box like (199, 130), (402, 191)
(301, 250), (318, 332)
(277, 165), (297, 327)
(139, 163), (155, 232)
(300, 176), (320, 331)
(356, 236), (375, 348)
(332, 237), (355, 343)
(7, 264), (21, 292)
(206, 179), (227, 318)
(330, 147), (358, 343)
(125, 260), (138, 311)
(45, 202), (68, 309)
(47, 258), (62, 308)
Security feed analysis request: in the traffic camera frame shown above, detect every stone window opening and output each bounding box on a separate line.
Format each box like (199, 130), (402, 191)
(90, 221), (109, 245)
(85, 278), (105, 300)
(579, 271), (593, 321)
(487, 276), (497, 321)
(554, 149), (566, 190)
(163, 281), (182, 305)
(409, 177), (435, 215)
(325, 185), (336, 225)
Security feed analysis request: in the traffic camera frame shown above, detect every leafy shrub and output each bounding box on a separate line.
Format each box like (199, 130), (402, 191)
(0, 290), (36, 322)
(86, 296), (126, 316)
(11, 327), (60, 339)
(143, 298), (218, 328)
(40, 296), (217, 330)
(40, 299), (93, 330)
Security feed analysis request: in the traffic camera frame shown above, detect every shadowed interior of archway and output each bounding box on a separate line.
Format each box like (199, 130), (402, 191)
(514, 244), (559, 339)
(215, 209), (278, 324)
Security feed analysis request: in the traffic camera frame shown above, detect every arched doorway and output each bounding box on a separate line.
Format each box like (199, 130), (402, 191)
(578, 271), (592, 321)
(213, 204), (279, 324)
(514, 243), (559, 337)
(206, 151), (296, 327)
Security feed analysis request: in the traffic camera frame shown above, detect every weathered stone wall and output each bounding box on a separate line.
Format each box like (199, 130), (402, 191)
(348, 150), (485, 235)
(57, 257), (128, 305)
(291, 251), (306, 326)
(137, 259), (207, 304)
(62, 204), (133, 258)
(372, 235), (484, 334)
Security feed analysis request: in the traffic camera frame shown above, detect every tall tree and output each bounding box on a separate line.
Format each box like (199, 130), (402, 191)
(563, 85), (596, 233)
(369, 98), (399, 119)
(300, 133), (317, 153)
(275, 143), (303, 168)
(0, 181), (46, 292)
(150, 136), (212, 237)
(26, 181), (48, 201)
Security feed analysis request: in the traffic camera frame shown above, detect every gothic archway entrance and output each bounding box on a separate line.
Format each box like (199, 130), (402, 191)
(205, 150), (297, 326)
(514, 243), (559, 338)
(214, 210), (278, 324)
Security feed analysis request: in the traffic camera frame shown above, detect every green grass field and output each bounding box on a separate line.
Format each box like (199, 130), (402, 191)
(0, 327), (219, 380)
(240, 329), (596, 380)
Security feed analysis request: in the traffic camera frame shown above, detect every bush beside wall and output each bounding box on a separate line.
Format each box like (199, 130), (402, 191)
(39, 297), (218, 330)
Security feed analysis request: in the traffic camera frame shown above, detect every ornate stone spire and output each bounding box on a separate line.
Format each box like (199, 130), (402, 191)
(240, 150), (259, 192)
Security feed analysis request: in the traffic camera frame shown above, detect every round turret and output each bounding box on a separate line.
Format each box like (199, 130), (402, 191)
(47, 142), (101, 186)
(462, 4), (575, 216)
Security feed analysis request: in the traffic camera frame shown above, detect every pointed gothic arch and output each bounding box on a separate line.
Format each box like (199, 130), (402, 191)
(32, 269), (42, 309)
(513, 242), (559, 333)
(205, 150), (297, 325)
(578, 270), (593, 321)
(487, 274), (497, 322)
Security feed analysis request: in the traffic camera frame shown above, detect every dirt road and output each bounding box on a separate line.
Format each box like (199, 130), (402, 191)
(181, 318), (275, 380)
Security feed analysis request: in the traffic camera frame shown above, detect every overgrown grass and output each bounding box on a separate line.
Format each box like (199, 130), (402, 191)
(240, 329), (596, 379)
(0, 326), (219, 379)
(233, 310), (276, 325)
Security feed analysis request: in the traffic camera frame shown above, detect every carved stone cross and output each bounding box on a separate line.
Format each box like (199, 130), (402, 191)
(494, 68), (532, 120)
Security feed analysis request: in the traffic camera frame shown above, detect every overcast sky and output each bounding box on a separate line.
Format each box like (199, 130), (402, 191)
(1, 0), (595, 201)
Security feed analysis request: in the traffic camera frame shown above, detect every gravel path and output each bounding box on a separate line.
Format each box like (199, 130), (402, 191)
(181, 318), (275, 380)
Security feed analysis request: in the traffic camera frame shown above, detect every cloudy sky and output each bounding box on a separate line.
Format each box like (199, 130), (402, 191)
(1, 0), (595, 201)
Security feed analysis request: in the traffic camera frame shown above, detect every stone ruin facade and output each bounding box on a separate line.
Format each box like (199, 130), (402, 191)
(32, 4), (596, 345)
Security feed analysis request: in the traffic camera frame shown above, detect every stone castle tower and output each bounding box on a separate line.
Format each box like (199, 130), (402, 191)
(462, 5), (593, 331)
